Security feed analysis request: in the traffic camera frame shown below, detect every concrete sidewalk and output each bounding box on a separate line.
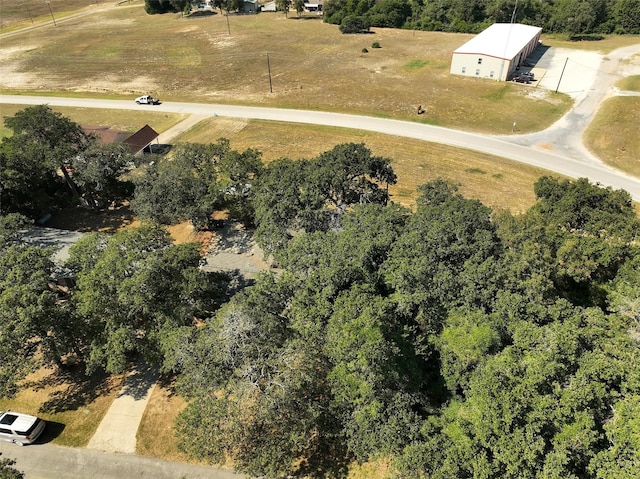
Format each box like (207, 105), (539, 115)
(156, 114), (208, 145)
(87, 362), (159, 454)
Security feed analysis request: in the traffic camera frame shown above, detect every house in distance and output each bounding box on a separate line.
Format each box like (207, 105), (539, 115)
(450, 23), (542, 81)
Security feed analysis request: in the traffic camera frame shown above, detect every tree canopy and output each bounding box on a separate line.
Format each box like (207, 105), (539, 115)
(325, 0), (640, 35)
(2, 115), (640, 479)
(175, 175), (640, 478)
(1, 106), (134, 217)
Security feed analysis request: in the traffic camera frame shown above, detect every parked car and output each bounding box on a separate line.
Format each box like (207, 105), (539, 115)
(135, 95), (161, 105)
(0, 411), (46, 446)
(511, 74), (531, 84)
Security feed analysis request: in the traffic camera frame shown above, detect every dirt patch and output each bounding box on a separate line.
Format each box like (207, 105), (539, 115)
(166, 221), (214, 251)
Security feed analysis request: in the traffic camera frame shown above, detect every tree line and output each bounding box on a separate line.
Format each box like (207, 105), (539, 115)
(324, 0), (640, 36)
(1, 106), (640, 477)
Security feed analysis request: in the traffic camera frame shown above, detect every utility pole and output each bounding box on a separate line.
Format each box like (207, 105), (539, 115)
(45, 1), (57, 26)
(267, 52), (273, 93)
(556, 57), (568, 93)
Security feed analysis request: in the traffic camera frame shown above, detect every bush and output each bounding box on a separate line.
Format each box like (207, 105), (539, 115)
(371, 41), (381, 48)
(362, 48), (369, 53)
(339, 15), (370, 33)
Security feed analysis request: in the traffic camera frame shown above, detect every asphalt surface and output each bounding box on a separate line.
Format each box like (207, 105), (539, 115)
(0, 442), (246, 479)
(2, 84), (640, 200)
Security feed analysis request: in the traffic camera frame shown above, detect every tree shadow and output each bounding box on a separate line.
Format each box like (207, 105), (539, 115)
(20, 365), (117, 415)
(46, 202), (136, 233)
(569, 34), (604, 41)
(117, 362), (158, 401)
(290, 15), (324, 20)
(156, 373), (179, 399)
(188, 10), (217, 17)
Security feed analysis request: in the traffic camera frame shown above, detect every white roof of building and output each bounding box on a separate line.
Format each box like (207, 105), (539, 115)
(453, 23), (542, 60)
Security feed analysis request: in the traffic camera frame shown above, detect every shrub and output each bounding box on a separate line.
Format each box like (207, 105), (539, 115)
(339, 15), (370, 33)
(371, 41), (381, 48)
(362, 48), (369, 53)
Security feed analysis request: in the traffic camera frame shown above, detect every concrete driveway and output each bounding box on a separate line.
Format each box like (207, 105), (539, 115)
(21, 227), (84, 263)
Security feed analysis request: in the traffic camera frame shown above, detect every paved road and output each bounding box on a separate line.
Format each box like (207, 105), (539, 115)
(0, 442), (246, 479)
(501, 43), (640, 164)
(2, 91), (640, 200)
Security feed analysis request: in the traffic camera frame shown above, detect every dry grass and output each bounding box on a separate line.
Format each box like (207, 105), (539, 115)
(0, 103), (186, 138)
(584, 96), (640, 177)
(0, 366), (125, 447)
(166, 221), (214, 251)
(136, 377), (192, 462)
(0, 0), (101, 32)
(617, 75), (640, 91)
(0, 5), (572, 133)
(347, 459), (391, 479)
(180, 117), (552, 213)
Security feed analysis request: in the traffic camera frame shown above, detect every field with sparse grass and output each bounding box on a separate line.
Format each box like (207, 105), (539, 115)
(0, 103), (185, 138)
(0, 365), (125, 447)
(584, 96), (640, 177)
(543, 34), (640, 53)
(616, 75), (640, 91)
(0, 2), (574, 133)
(136, 377), (192, 462)
(0, 0), (104, 32)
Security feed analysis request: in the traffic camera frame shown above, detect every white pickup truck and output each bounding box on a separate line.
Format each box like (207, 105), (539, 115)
(135, 95), (160, 105)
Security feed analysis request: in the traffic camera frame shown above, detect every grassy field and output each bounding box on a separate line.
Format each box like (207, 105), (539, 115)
(543, 33), (640, 53)
(616, 75), (640, 91)
(136, 377), (192, 462)
(584, 95), (640, 177)
(0, 366), (125, 447)
(0, 0), (102, 32)
(0, 2), (574, 133)
(0, 103), (186, 138)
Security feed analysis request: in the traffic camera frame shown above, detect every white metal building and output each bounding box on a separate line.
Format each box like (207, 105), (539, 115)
(450, 23), (542, 81)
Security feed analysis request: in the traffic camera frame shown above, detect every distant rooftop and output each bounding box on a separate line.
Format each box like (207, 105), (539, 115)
(122, 124), (159, 154)
(453, 23), (542, 60)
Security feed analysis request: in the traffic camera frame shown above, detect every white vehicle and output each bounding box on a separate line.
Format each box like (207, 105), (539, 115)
(0, 411), (46, 446)
(135, 95), (160, 105)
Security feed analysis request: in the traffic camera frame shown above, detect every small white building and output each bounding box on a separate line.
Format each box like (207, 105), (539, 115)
(450, 23), (542, 81)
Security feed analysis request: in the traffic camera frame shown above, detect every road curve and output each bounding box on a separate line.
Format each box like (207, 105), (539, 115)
(2, 94), (640, 200)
